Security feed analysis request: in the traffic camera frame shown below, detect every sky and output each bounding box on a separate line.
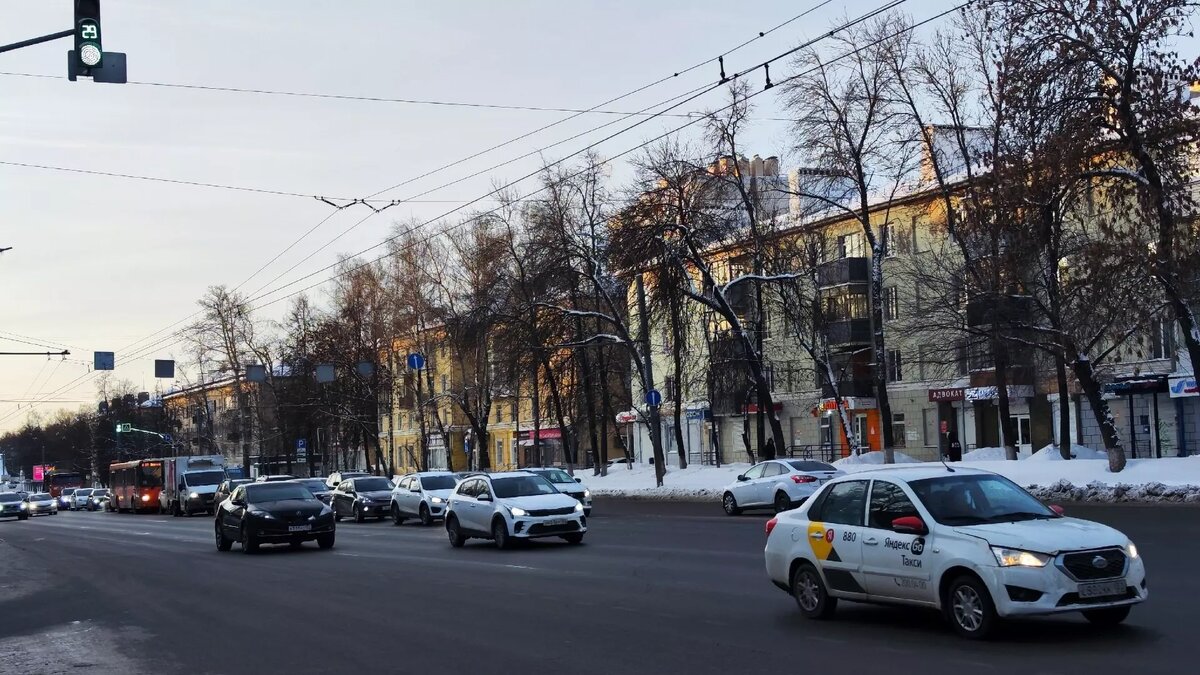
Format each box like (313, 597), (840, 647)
(0, 0), (1061, 433)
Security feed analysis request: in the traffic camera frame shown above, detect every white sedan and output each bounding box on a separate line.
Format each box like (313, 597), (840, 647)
(722, 460), (843, 515)
(764, 466), (1147, 639)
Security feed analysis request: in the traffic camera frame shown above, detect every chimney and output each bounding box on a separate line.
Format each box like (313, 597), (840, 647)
(764, 156), (780, 175)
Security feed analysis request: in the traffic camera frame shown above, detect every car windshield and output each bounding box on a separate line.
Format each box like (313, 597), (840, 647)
(0, 493), (20, 503)
(492, 475), (558, 498)
(75, 489), (93, 497)
(420, 475), (457, 491)
(62, 489), (76, 496)
(32, 493), (51, 500)
(531, 469), (574, 483)
(92, 489), (109, 496)
(908, 474), (1056, 525)
(788, 461), (836, 472)
(297, 479), (327, 492)
(340, 472), (367, 479)
(354, 478), (393, 492)
(184, 471), (225, 487)
(245, 484), (313, 504)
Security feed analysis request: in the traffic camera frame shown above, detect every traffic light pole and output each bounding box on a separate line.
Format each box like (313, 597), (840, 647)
(0, 29), (73, 55)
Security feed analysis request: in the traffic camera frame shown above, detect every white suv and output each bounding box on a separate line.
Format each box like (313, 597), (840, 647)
(390, 471), (457, 526)
(764, 466), (1147, 639)
(445, 471), (586, 549)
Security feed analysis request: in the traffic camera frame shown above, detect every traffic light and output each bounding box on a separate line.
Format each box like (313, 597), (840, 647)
(74, 0), (102, 71)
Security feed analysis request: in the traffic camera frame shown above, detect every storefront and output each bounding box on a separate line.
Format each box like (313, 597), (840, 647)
(813, 397), (878, 457)
(1169, 374), (1198, 456)
(928, 387), (967, 457)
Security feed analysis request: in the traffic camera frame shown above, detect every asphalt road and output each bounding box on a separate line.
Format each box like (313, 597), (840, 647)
(1, 500), (1195, 675)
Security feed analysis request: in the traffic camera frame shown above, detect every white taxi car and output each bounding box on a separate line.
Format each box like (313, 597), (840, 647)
(764, 466), (1146, 639)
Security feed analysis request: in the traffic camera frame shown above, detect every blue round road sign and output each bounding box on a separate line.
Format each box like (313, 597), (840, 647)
(406, 353), (426, 370)
(645, 389), (662, 406)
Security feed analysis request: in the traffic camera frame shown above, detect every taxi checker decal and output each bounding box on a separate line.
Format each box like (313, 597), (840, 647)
(807, 522), (843, 562)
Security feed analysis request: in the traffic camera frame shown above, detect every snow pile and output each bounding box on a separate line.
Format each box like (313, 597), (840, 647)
(575, 462), (751, 501)
(833, 450), (920, 466)
(1025, 443), (1106, 461)
(962, 446), (1010, 461)
(1028, 479), (1200, 504)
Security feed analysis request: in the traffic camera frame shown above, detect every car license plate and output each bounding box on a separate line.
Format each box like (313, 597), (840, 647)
(1078, 579), (1126, 598)
(288, 524), (311, 532)
(545, 519), (568, 526)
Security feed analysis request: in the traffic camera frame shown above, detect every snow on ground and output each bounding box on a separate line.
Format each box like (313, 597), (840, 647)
(1025, 443), (1106, 461)
(833, 450), (920, 465)
(577, 448), (1200, 504)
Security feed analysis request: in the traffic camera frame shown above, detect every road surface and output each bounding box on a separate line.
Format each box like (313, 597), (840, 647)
(0, 500), (1194, 674)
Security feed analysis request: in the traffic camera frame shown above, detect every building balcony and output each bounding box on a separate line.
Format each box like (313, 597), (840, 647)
(825, 318), (873, 351)
(821, 377), (875, 399)
(817, 257), (870, 289)
(965, 294), (1033, 328)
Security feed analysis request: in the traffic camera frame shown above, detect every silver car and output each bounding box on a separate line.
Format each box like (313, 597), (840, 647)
(722, 459), (844, 515)
(71, 488), (94, 511)
(390, 472), (457, 526)
(25, 492), (58, 516)
(524, 467), (592, 516)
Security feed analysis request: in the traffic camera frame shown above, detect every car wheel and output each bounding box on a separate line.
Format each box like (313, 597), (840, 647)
(333, 505), (342, 522)
(172, 501), (181, 517)
(774, 491), (792, 514)
(317, 533), (335, 550)
(492, 518), (512, 550)
(391, 504), (405, 526)
(945, 575), (997, 639)
(241, 525), (259, 554)
(1082, 606), (1131, 626)
(215, 522), (232, 552)
(354, 504), (365, 523)
(419, 503), (433, 527)
(561, 533), (584, 545)
(446, 515), (466, 548)
(722, 492), (741, 516)
(791, 562), (837, 619)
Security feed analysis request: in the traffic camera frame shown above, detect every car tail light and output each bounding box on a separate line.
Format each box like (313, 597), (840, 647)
(791, 475), (817, 484)
(765, 517), (778, 537)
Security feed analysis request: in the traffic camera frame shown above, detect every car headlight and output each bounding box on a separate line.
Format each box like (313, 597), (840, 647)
(430, 496), (444, 504)
(574, 502), (584, 513)
(583, 490), (590, 499)
(19, 502), (28, 510)
(189, 492), (199, 499)
(509, 506), (528, 517)
(990, 546), (1051, 568)
(359, 498), (372, 504)
(1127, 541), (1139, 559)
(141, 494), (150, 502)
(251, 509), (278, 520)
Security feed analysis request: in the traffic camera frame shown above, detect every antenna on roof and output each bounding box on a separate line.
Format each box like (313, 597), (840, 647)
(939, 452), (956, 473)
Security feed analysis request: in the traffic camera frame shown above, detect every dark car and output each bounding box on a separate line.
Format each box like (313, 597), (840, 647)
(255, 474), (297, 483)
(214, 482), (335, 553)
(0, 492), (30, 520)
(214, 479), (252, 508)
(330, 476), (394, 523)
(292, 478), (333, 504)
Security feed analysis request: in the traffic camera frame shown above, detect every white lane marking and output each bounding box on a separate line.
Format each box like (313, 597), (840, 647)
(504, 564), (535, 570)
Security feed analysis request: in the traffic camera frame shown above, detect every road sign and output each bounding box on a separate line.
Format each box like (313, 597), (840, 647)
(115, 422), (131, 433)
(296, 438), (307, 458)
(356, 361), (375, 377)
(154, 359), (175, 378)
(246, 364), (267, 383)
(315, 364), (336, 383)
(94, 351), (115, 370)
(406, 353), (425, 370)
(645, 389), (662, 407)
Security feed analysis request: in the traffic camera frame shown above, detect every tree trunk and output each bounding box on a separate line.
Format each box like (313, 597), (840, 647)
(1055, 354), (1073, 460)
(571, 286), (601, 475)
(541, 357), (573, 472)
(1073, 356), (1127, 472)
(597, 346), (611, 477)
(670, 302), (688, 469)
(635, 274), (667, 486)
(869, 255), (895, 463)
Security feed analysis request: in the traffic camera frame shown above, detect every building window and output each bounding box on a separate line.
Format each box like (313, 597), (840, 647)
(886, 349), (904, 383)
(664, 376), (677, 401)
(883, 286), (899, 321)
(1150, 318), (1174, 360)
(763, 364), (775, 390)
(837, 232), (866, 258)
(510, 402), (518, 423)
(495, 438), (504, 466)
(892, 412), (907, 448)
(882, 223), (898, 257)
(440, 374), (449, 393)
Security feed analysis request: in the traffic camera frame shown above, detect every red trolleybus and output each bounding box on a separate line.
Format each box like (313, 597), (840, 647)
(109, 459), (165, 513)
(44, 471), (85, 498)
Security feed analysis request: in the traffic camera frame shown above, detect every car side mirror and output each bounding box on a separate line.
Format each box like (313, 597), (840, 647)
(891, 516), (928, 535)
(575, 477), (582, 483)
(477, 493), (492, 502)
(230, 498), (245, 507)
(1049, 504), (1065, 516)
(736, 474), (748, 482)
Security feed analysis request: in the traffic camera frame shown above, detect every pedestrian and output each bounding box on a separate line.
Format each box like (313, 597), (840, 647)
(948, 433), (963, 462)
(764, 436), (777, 461)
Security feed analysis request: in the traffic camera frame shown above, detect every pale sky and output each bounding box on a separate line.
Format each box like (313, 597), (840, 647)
(0, 0), (1054, 432)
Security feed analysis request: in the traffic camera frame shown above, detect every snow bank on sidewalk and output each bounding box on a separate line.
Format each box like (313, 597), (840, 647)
(1025, 443), (1107, 461)
(833, 450), (920, 466)
(576, 449), (1200, 503)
